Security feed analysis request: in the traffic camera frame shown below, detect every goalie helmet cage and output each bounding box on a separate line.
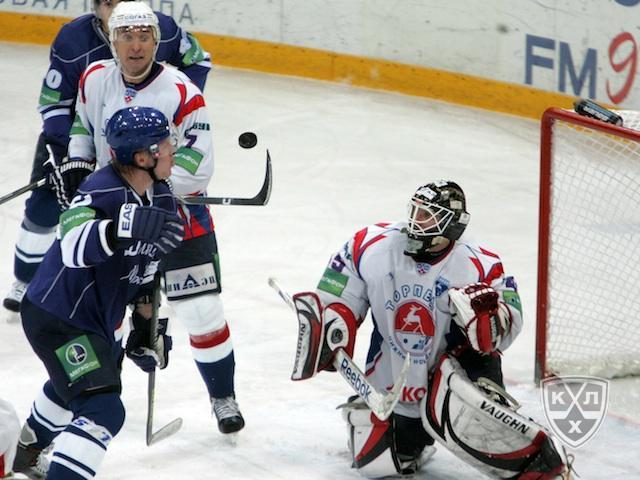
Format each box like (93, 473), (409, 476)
(535, 107), (640, 383)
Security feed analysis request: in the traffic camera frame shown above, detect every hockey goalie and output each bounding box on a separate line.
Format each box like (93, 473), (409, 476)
(286, 180), (572, 478)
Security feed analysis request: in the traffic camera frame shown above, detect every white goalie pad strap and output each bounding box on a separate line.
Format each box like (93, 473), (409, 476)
(342, 402), (400, 478)
(291, 292), (324, 380)
(421, 354), (569, 479)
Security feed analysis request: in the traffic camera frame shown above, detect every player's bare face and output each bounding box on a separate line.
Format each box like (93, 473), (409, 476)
(96, 0), (120, 33)
(152, 138), (177, 180)
(408, 201), (440, 233)
(114, 28), (155, 82)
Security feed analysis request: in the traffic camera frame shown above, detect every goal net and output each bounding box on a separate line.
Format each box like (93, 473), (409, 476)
(535, 107), (640, 382)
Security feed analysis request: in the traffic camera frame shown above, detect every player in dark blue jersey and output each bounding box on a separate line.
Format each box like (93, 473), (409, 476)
(4, 0), (210, 316)
(12, 106), (184, 480)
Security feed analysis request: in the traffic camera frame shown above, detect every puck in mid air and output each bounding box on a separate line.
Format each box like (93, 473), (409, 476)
(238, 131), (258, 149)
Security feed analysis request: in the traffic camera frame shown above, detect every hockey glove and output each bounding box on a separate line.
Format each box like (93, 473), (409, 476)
(125, 311), (172, 372)
(114, 204), (184, 254)
(44, 152), (95, 210)
(291, 292), (357, 380)
(449, 282), (511, 353)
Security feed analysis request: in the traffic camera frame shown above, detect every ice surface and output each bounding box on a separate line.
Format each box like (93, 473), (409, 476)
(1, 41), (638, 479)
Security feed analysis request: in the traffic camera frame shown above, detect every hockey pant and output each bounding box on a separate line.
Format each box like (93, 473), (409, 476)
(21, 298), (127, 479)
(161, 233), (236, 399)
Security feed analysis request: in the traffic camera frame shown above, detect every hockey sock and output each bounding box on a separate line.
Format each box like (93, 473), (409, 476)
(48, 393), (124, 480)
(14, 218), (56, 283)
(23, 381), (73, 450)
(195, 352), (235, 398)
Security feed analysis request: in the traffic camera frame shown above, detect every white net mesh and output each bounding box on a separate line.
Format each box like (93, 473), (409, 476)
(546, 110), (640, 378)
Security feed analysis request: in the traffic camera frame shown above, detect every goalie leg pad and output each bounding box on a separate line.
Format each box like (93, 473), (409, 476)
(421, 354), (570, 479)
(342, 401), (401, 478)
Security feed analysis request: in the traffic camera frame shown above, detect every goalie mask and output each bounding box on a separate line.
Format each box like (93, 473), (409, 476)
(404, 180), (470, 257)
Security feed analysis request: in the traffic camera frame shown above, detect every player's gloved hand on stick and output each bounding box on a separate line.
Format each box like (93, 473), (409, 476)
(125, 311), (172, 372)
(114, 203), (184, 254)
(449, 282), (511, 353)
(44, 150), (95, 209)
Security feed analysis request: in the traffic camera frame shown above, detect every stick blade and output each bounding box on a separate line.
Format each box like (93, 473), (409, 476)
(146, 417), (183, 446)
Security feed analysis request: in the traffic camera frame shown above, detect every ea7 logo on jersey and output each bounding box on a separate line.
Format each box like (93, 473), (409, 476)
(541, 376), (609, 448)
(165, 263), (219, 300)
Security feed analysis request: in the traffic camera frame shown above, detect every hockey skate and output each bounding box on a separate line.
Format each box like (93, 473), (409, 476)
(212, 396), (245, 434)
(12, 443), (50, 480)
(3, 280), (27, 314)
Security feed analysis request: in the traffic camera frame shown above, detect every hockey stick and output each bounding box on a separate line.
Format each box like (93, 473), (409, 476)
(268, 276), (409, 421)
(179, 149), (272, 206)
(0, 149), (272, 207)
(0, 178), (46, 206)
(146, 273), (183, 446)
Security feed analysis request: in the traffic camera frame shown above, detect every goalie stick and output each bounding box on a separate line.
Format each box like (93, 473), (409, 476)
(146, 273), (183, 446)
(268, 276), (409, 421)
(0, 149), (272, 207)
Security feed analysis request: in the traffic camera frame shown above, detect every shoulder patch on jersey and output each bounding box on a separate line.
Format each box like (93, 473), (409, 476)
(174, 147), (203, 174)
(502, 290), (522, 314)
(39, 86), (61, 107)
(181, 32), (207, 65)
(70, 113), (91, 136)
(317, 268), (349, 297)
(60, 206), (96, 239)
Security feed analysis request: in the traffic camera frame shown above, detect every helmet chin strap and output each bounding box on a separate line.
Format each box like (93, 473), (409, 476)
(121, 60), (155, 83)
(133, 148), (160, 182)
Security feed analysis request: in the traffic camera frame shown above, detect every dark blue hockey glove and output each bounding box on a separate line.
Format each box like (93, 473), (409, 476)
(44, 151), (95, 210)
(115, 204), (184, 254)
(125, 311), (172, 373)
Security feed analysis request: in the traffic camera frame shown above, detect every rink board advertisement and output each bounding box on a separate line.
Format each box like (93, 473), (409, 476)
(1, 0), (639, 116)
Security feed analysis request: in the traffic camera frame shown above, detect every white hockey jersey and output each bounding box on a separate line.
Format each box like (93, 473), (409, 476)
(68, 60), (213, 196)
(316, 222), (523, 418)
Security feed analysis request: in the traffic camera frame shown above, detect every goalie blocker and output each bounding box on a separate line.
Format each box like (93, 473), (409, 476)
(290, 291), (357, 380)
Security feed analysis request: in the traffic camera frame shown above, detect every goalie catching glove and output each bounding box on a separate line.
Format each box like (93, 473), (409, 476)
(125, 311), (172, 372)
(449, 282), (511, 353)
(290, 292), (358, 380)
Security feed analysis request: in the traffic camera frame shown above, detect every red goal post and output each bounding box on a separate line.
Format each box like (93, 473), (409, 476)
(536, 107), (640, 383)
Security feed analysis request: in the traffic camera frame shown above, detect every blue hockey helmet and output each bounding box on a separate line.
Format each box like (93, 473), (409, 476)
(106, 106), (171, 165)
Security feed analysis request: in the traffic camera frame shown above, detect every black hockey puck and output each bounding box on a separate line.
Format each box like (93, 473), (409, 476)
(238, 131), (257, 149)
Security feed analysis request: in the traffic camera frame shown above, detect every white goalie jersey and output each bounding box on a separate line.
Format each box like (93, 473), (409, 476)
(315, 222), (523, 418)
(68, 60), (213, 196)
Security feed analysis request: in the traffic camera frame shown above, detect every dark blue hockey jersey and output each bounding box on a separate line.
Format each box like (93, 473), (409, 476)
(38, 13), (211, 158)
(26, 165), (178, 342)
